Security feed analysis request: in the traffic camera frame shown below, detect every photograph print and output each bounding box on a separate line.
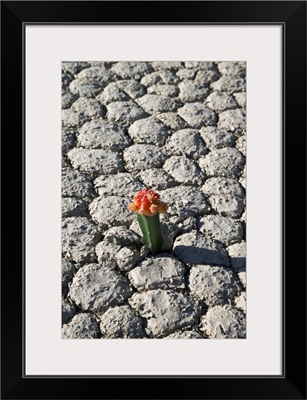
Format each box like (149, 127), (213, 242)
(61, 61), (246, 339)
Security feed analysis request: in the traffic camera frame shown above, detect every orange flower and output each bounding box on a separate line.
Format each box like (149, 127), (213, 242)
(129, 188), (168, 217)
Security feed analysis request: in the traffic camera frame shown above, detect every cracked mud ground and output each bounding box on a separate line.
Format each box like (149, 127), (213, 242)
(61, 61), (246, 339)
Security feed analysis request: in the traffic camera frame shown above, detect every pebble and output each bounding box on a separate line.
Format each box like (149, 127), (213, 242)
(137, 168), (177, 190)
(159, 186), (210, 218)
(163, 155), (204, 186)
(62, 197), (87, 218)
(202, 177), (245, 198)
(71, 97), (104, 118)
(78, 119), (130, 151)
(218, 109), (246, 135)
(123, 144), (166, 172)
(69, 78), (102, 98)
(128, 256), (186, 291)
(128, 117), (170, 146)
(198, 148), (245, 178)
(137, 94), (181, 114)
(94, 172), (142, 197)
(165, 129), (207, 159)
(205, 92), (238, 112)
(107, 101), (148, 127)
(199, 305), (246, 338)
(199, 127), (235, 150)
(188, 265), (240, 306)
(173, 232), (230, 267)
(62, 217), (101, 264)
(69, 263), (133, 313)
(177, 103), (217, 128)
(178, 80), (210, 102)
(67, 148), (124, 179)
(198, 215), (243, 246)
(89, 196), (134, 229)
(62, 167), (97, 201)
(116, 246), (141, 272)
(227, 242), (246, 270)
(62, 313), (100, 339)
(99, 305), (146, 338)
(129, 289), (201, 337)
(156, 112), (188, 130)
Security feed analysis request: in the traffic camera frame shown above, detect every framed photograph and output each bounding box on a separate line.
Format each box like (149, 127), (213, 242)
(1, 1), (306, 399)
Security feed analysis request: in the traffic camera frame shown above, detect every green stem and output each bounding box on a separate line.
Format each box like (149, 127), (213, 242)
(137, 213), (163, 255)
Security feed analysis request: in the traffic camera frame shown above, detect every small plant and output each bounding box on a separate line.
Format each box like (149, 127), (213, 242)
(129, 188), (168, 255)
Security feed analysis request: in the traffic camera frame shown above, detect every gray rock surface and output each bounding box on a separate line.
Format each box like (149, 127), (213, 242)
(165, 129), (207, 159)
(200, 127), (235, 150)
(78, 66), (117, 85)
(62, 109), (89, 128)
(128, 256), (186, 291)
(173, 232), (229, 267)
(177, 103), (217, 128)
(198, 215), (243, 246)
(198, 148), (245, 178)
(89, 196), (134, 229)
(160, 186), (210, 218)
(62, 197), (87, 218)
(68, 148), (124, 178)
(156, 112), (188, 130)
(163, 156), (204, 186)
(99, 305), (146, 338)
(78, 119), (130, 151)
(107, 101), (148, 127)
(69, 263), (133, 312)
(62, 313), (100, 339)
(62, 168), (97, 201)
(108, 80), (146, 99)
(137, 168), (177, 190)
(62, 258), (76, 296)
(217, 61), (246, 77)
(69, 78), (102, 98)
(62, 128), (76, 152)
(218, 109), (246, 135)
(95, 242), (121, 268)
(227, 242), (246, 270)
(189, 265), (240, 306)
(211, 76), (246, 93)
(234, 291), (246, 312)
(62, 90), (77, 109)
(199, 305), (246, 338)
(202, 177), (245, 198)
(233, 92), (246, 108)
(238, 269), (247, 288)
(94, 172), (142, 197)
(209, 195), (244, 219)
(137, 94), (181, 114)
(116, 246), (141, 272)
(205, 92), (238, 112)
(62, 298), (76, 325)
(71, 97), (104, 118)
(112, 62), (152, 80)
(123, 144), (166, 172)
(164, 329), (205, 339)
(128, 117), (169, 145)
(129, 289), (201, 337)
(236, 135), (246, 155)
(62, 61), (90, 76)
(178, 80), (209, 102)
(103, 226), (141, 246)
(62, 217), (101, 263)
(148, 84), (179, 97)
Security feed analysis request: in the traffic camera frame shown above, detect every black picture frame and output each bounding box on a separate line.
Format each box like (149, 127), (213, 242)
(1, 1), (306, 399)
